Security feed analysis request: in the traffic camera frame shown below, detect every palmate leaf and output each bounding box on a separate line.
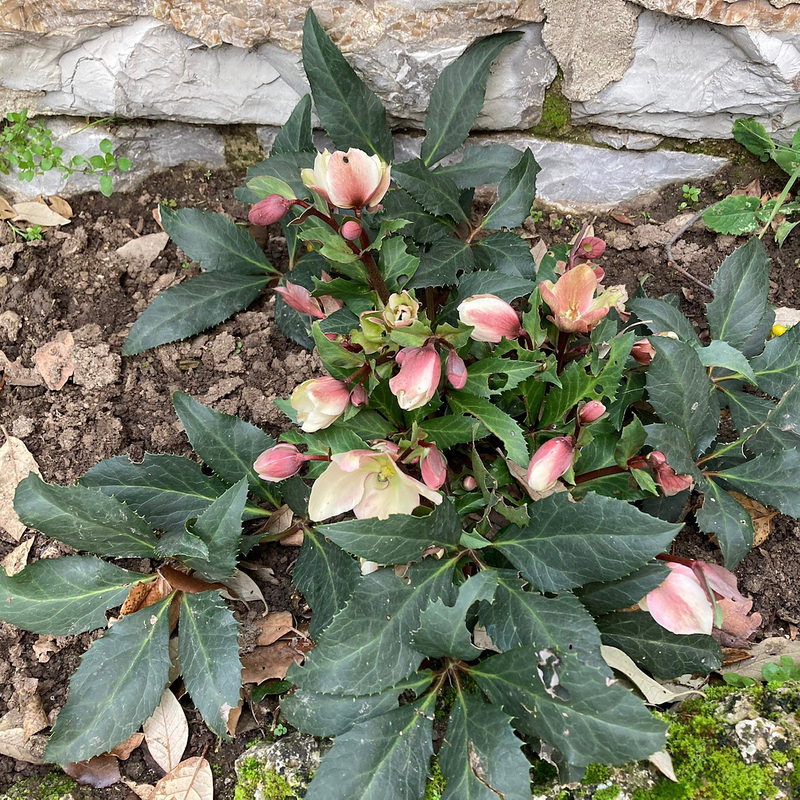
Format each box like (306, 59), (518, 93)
(305, 702), (433, 800)
(287, 559), (457, 695)
(491, 492), (681, 592)
(179, 591), (242, 739)
(45, 596), (173, 763)
(452, 270), (536, 304)
(0, 556), (152, 635)
(436, 144), (523, 189)
(408, 238), (474, 289)
(270, 94), (315, 155)
(380, 189), (454, 243)
(749, 322), (800, 396)
(14, 474), (159, 558)
(480, 149), (540, 230)
(122, 271), (271, 355)
(577, 561), (671, 616)
(420, 416), (488, 450)
(421, 31), (523, 167)
(439, 693), (531, 800)
(597, 611), (722, 680)
(302, 10), (393, 162)
(462, 357), (539, 399)
(293, 528), (360, 639)
(724, 383), (800, 456)
(472, 645), (666, 768)
(475, 231), (537, 278)
(716, 448), (800, 517)
(392, 159), (468, 222)
(696, 478), (754, 568)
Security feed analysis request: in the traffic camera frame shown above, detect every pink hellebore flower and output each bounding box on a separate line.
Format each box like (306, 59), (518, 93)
(576, 237), (606, 260)
(457, 294), (522, 344)
(526, 436), (575, 492)
(274, 281), (326, 320)
(249, 195), (292, 226)
(301, 149), (391, 211)
(539, 263), (628, 334)
(647, 451), (694, 496)
(307, 446), (442, 521)
(254, 444), (306, 482)
(631, 338), (656, 365)
(389, 344), (441, 411)
(420, 445), (447, 491)
(579, 400), (606, 424)
(445, 348), (467, 390)
(290, 376), (351, 432)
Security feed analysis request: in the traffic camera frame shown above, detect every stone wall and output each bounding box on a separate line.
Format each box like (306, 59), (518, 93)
(1, 0), (799, 208)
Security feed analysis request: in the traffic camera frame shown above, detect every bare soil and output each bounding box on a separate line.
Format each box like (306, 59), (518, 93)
(0, 161), (798, 795)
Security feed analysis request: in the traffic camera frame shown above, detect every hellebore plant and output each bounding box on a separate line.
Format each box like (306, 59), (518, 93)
(7, 10), (800, 799)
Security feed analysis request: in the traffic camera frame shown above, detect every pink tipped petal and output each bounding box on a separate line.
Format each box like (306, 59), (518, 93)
(353, 471), (419, 519)
(389, 344), (441, 411)
(646, 570), (714, 635)
(694, 561), (747, 602)
(366, 162), (392, 209)
(526, 436), (575, 492)
(421, 445), (447, 490)
(717, 596), (762, 640)
(445, 349), (467, 390)
(274, 282), (325, 319)
(307, 460), (369, 521)
(326, 150), (381, 209)
(457, 295), (521, 343)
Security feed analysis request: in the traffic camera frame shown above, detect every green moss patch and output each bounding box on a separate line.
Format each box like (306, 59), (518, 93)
(234, 756), (296, 800)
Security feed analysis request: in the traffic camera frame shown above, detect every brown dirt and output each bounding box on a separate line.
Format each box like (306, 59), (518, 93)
(0, 160), (798, 795)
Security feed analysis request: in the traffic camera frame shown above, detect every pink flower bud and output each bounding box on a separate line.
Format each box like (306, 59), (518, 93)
(350, 383), (368, 407)
(341, 220), (363, 241)
(421, 445), (447, 490)
(457, 294), (522, 343)
(526, 436), (575, 492)
(389, 344), (441, 411)
(577, 237), (606, 260)
(300, 149), (391, 210)
(254, 443), (305, 482)
(631, 338), (656, 365)
(579, 400), (606, 424)
(462, 475), (478, 491)
(290, 376), (351, 432)
(647, 451), (694, 496)
(274, 281), (325, 319)
(249, 194), (292, 226)
(445, 348), (467, 389)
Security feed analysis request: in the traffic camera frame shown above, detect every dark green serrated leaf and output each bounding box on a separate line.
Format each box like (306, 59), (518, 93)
(421, 32), (522, 166)
(646, 337), (718, 454)
(379, 235), (420, 290)
(0, 556), (152, 636)
(294, 529), (360, 639)
(271, 94), (314, 155)
(80, 454), (229, 534)
(283, 671), (433, 738)
(698, 340), (757, 385)
(644, 423), (702, 479)
(597, 610), (722, 680)
(381, 190), (453, 243)
(463, 357), (539, 399)
(184, 479), (248, 581)
(45, 596), (173, 763)
(726, 383), (800, 456)
(172, 392), (276, 503)
(393, 159), (467, 222)
(696, 478), (754, 568)
(627, 297), (700, 345)
(577, 562), (672, 616)
(439, 693), (531, 800)
(318, 499), (461, 564)
(436, 144), (522, 189)
(14, 474), (158, 558)
(408, 238), (473, 289)
(733, 118), (775, 160)
(702, 195), (761, 236)
(447, 391), (529, 465)
(302, 10), (393, 162)
(476, 231), (537, 277)
(305, 702), (432, 800)
(707, 238), (770, 350)
(288, 559), (457, 695)
(481, 149), (540, 230)
(160, 207), (273, 275)
(716, 448), (800, 516)
(492, 492), (681, 592)
(180, 591), (242, 739)
(539, 360), (593, 426)
(473, 645), (666, 767)
(421, 416), (489, 450)
(749, 322), (800, 396)
(741, 308), (775, 358)
(614, 417), (648, 468)
(453, 270), (536, 304)
(123, 271), (270, 355)
(156, 527), (209, 560)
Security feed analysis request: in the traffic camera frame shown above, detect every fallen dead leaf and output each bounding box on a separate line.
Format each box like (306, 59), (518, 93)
(153, 206), (163, 228)
(719, 637), (800, 680)
(773, 306), (800, 331)
(223, 695), (243, 738)
(729, 491), (777, 547)
(264, 504), (293, 537)
(33, 331), (75, 390)
(0, 710), (46, 763)
(44, 196), (74, 220)
(2, 537), (33, 575)
(143, 689), (189, 775)
(115, 232), (170, 271)
(731, 178), (761, 198)
(33, 635), (60, 663)
(21, 686), (49, 741)
(610, 210), (635, 226)
(153, 756), (213, 800)
(10, 201), (71, 227)
(63, 755), (121, 788)
(241, 640), (307, 684)
(0, 195), (15, 220)
(221, 569), (267, 612)
(279, 529), (304, 547)
(0, 430), (41, 541)
(111, 732), (144, 760)
(649, 750), (678, 783)
(530, 239), (548, 271)
(253, 611), (294, 647)
(120, 574), (172, 616)
(123, 779), (157, 800)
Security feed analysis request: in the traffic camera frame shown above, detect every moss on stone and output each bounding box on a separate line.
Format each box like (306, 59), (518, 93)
(1, 772), (78, 800)
(424, 758), (447, 800)
(223, 125), (265, 171)
(583, 763), (612, 784)
(234, 756), (295, 800)
(593, 785), (621, 800)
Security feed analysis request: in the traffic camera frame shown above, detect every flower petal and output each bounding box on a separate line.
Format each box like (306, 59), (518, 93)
(646, 570), (714, 635)
(326, 149), (381, 209)
(307, 461), (368, 521)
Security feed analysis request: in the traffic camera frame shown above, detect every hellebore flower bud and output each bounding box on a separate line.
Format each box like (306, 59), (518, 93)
(445, 348), (467, 389)
(274, 281), (325, 319)
(457, 294), (522, 343)
(462, 475), (478, 491)
(254, 444), (305, 482)
(526, 436), (575, 492)
(290, 376), (351, 432)
(389, 344), (441, 411)
(420, 444), (447, 490)
(301, 148), (391, 210)
(631, 338), (656, 365)
(341, 220), (363, 241)
(249, 194), (292, 226)
(647, 451), (694, 496)
(579, 400), (606, 424)
(350, 383), (368, 407)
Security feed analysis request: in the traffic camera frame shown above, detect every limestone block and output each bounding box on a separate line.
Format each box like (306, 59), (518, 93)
(629, 0), (800, 34)
(591, 127), (664, 150)
(573, 11), (800, 141)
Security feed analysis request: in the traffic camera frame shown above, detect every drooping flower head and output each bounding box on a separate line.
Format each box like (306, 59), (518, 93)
(301, 149), (391, 210)
(457, 294), (522, 343)
(307, 444), (442, 521)
(254, 444), (306, 482)
(389, 344), (441, 411)
(526, 436), (575, 492)
(290, 376), (351, 432)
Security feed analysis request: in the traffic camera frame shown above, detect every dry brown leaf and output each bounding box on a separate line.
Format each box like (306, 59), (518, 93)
(116, 232), (169, 270)
(10, 201), (71, 227)
(33, 331), (75, 390)
(729, 491), (777, 547)
(0, 430), (41, 541)
(731, 178), (761, 198)
(241, 640), (307, 684)
(279, 529), (304, 547)
(530, 239), (548, 271)
(21, 687), (49, 741)
(253, 611), (294, 647)
(0, 195), (15, 221)
(610, 210), (635, 226)
(111, 732), (144, 760)
(33, 635), (59, 663)
(153, 756), (213, 800)
(223, 695), (243, 738)
(264, 504), (293, 536)
(773, 306), (800, 330)
(2, 537), (33, 575)
(221, 569), (267, 611)
(63, 755), (121, 788)
(46, 196), (74, 219)
(143, 690), (188, 775)
(649, 750), (678, 783)
(153, 206), (163, 228)
(119, 575), (172, 616)
(123, 779), (157, 800)
(719, 637), (800, 680)
(0, 711), (45, 763)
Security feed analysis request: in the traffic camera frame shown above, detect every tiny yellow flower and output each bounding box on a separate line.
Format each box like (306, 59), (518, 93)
(772, 323), (787, 337)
